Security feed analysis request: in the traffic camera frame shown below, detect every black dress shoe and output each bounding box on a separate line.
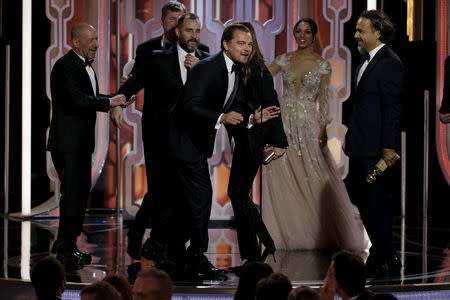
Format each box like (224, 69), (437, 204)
(140, 239), (177, 272)
(366, 253), (401, 278)
(56, 247), (91, 267)
(186, 253), (227, 281)
(127, 227), (144, 260)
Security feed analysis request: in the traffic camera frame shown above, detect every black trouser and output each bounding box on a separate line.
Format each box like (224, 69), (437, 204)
(175, 156), (212, 255)
(135, 121), (182, 252)
(51, 151), (91, 250)
(345, 157), (397, 262)
(228, 133), (273, 260)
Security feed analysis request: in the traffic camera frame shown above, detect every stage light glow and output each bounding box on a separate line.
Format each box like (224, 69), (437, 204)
(22, 0), (32, 216)
(407, 0), (414, 41)
(367, 0), (377, 10)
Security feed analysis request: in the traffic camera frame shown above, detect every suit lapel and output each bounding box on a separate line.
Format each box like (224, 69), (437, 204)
(69, 50), (96, 96)
(357, 45), (387, 89)
(168, 46), (183, 86)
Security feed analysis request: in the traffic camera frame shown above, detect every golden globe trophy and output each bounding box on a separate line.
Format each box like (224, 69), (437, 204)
(366, 153), (400, 184)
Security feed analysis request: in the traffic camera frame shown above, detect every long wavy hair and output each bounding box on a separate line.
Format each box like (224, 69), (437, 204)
(235, 22), (264, 84)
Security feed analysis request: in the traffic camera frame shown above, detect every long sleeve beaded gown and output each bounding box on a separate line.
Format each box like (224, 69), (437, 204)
(262, 52), (369, 251)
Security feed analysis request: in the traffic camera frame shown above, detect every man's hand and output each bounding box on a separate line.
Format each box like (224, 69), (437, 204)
(254, 106), (281, 124)
(220, 111), (244, 125)
(123, 95), (136, 107)
(120, 74), (131, 86)
(184, 53), (200, 69)
(273, 147), (287, 158)
(110, 106), (123, 128)
(382, 148), (400, 167)
(110, 94), (126, 107)
(439, 112), (450, 123)
(320, 262), (337, 300)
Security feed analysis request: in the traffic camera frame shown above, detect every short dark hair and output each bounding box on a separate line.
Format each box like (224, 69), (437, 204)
(293, 18), (318, 40)
(221, 23), (250, 51)
(177, 13), (200, 29)
(161, 1), (186, 20)
(136, 269), (173, 298)
(332, 250), (366, 297)
(288, 285), (321, 300)
(103, 274), (133, 300)
(31, 256), (65, 298)
(360, 10), (395, 43)
(235, 262), (273, 300)
(80, 281), (121, 300)
(255, 273), (292, 300)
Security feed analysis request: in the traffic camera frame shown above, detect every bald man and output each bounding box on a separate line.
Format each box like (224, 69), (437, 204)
(48, 23), (127, 267)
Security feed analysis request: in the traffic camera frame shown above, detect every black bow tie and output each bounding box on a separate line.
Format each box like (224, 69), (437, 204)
(231, 64), (238, 73)
(362, 52), (370, 62)
(84, 58), (94, 67)
(164, 42), (174, 50)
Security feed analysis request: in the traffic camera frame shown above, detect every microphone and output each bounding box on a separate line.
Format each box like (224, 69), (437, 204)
(366, 153), (400, 184)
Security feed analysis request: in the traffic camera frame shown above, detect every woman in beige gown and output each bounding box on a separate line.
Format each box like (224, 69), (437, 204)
(262, 18), (369, 251)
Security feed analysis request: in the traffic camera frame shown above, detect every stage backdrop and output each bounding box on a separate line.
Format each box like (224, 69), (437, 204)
(44, 0), (354, 220)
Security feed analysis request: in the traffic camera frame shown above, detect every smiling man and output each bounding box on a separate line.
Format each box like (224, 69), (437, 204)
(169, 23), (253, 280)
(48, 23), (126, 267)
(118, 14), (209, 275)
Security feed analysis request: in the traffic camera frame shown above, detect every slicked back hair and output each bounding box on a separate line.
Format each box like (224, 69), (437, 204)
(177, 13), (200, 29)
(360, 10), (395, 43)
(221, 23), (250, 51)
(161, 1), (186, 20)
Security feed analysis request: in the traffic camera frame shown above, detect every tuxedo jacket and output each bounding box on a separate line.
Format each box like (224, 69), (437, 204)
(131, 35), (209, 102)
(170, 51), (244, 162)
(119, 45), (209, 147)
(345, 45), (404, 157)
(440, 55), (450, 114)
(47, 49), (110, 154)
(244, 59), (288, 148)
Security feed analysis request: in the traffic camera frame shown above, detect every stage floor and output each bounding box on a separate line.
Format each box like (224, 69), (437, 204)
(1, 214), (450, 292)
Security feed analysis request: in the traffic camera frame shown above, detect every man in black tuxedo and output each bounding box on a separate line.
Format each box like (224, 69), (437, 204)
(344, 10), (404, 277)
(48, 23), (126, 266)
(169, 23), (254, 278)
(439, 56), (450, 123)
(118, 13), (209, 270)
(124, 1), (209, 260)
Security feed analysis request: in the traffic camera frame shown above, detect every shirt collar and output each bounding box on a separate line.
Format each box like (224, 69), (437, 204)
(367, 43), (385, 62)
(223, 52), (234, 73)
(73, 50), (87, 64)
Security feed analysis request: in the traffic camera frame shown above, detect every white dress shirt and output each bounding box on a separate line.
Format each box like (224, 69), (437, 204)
(75, 51), (97, 96)
(215, 52), (236, 129)
(356, 43), (385, 86)
(177, 44), (195, 85)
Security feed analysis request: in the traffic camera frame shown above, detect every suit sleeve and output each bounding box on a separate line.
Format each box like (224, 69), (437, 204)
(379, 57), (404, 151)
(253, 65), (288, 148)
(117, 44), (151, 99)
(51, 61), (110, 112)
(439, 56), (450, 113)
(183, 64), (222, 127)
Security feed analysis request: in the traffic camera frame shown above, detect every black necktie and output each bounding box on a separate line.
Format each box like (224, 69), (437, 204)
(84, 58), (94, 67)
(224, 65), (240, 112)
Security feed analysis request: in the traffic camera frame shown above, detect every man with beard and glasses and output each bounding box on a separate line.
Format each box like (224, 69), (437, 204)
(117, 13), (209, 276)
(121, 1), (210, 262)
